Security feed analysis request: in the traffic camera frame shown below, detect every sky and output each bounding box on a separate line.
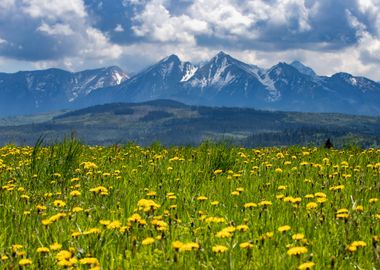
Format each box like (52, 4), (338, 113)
(0, 0), (380, 80)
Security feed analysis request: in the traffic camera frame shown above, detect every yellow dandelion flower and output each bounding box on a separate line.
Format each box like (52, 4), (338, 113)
(212, 245), (228, 253)
(56, 250), (72, 261)
(141, 237), (155, 246)
(354, 205), (364, 212)
(336, 213), (349, 219)
(236, 225), (249, 232)
(244, 202), (257, 209)
(196, 196), (208, 201)
(172, 241), (184, 251)
(258, 200), (272, 206)
(213, 169), (223, 175)
(239, 242), (253, 249)
(278, 225), (291, 233)
(180, 242), (200, 251)
(231, 191), (240, 196)
(369, 198), (378, 203)
(317, 197), (328, 204)
(69, 190), (81, 197)
(36, 247), (50, 253)
(53, 200), (66, 208)
(19, 258), (32, 266)
(72, 207), (83, 213)
(147, 191), (157, 197)
(49, 242), (62, 251)
(298, 262), (315, 269)
(12, 244), (23, 252)
(306, 202), (318, 209)
(336, 208), (349, 214)
(79, 257), (99, 266)
(314, 192), (326, 198)
(292, 234), (305, 240)
(216, 230), (233, 238)
(287, 246), (308, 256)
(107, 220), (121, 229)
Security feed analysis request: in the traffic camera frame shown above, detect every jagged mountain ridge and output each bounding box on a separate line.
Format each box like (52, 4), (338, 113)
(1, 51), (380, 116)
(0, 66), (128, 115)
(84, 51), (380, 115)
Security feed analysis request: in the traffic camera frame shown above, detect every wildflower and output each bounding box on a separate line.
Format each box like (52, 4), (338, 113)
(19, 258), (32, 266)
(79, 257), (99, 266)
(329, 185), (345, 191)
(70, 190), (81, 197)
(231, 191), (240, 196)
(354, 205), (364, 212)
(239, 242), (254, 249)
(292, 234), (305, 240)
(50, 243), (62, 251)
(211, 201), (219, 206)
(336, 208), (348, 214)
(314, 192), (326, 198)
(278, 185), (287, 190)
(212, 245), (228, 253)
(90, 186), (108, 195)
(347, 241), (366, 252)
(369, 198), (378, 203)
(107, 220), (121, 229)
(287, 246), (308, 256)
(128, 213), (142, 223)
(336, 213), (349, 219)
(141, 237), (155, 246)
(244, 202), (257, 209)
(278, 225), (291, 233)
(216, 230), (233, 238)
(147, 191), (157, 197)
(180, 242), (200, 251)
(137, 199), (160, 212)
(236, 225), (249, 232)
(172, 241), (184, 251)
(71, 232), (81, 238)
(258, 200), (272, 207)
(196, 196), (208, 201)
(53, 200), (66, 208)
(213, 169), (223, 175)
(306, 202), (318, 209)
(56, 250), (72, 261)
(1, 255), (8, 261)
(72, 207), (83, 213)
(317, 197), (328, 204)
(12, 244), (23, 252)
(298, 262), (315, 269)
(36, 247), (50, 253)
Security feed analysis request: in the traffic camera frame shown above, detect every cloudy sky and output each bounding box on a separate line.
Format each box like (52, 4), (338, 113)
(0, 0), (380, 80)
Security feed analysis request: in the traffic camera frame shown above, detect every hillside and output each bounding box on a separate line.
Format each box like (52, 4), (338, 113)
(1, 100), (380, 147)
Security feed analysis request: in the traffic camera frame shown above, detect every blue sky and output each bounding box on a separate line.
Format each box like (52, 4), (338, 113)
(0, 0), (380, 80)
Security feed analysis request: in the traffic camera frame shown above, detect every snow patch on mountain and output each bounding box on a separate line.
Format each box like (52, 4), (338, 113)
(181, 66), (198, 82)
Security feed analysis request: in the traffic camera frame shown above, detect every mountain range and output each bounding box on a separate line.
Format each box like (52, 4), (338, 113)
(1, 51), (380, 116)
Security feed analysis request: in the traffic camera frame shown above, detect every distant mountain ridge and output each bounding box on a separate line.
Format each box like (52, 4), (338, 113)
(1, 52), (380, 116)
(0, 66), (128, 115)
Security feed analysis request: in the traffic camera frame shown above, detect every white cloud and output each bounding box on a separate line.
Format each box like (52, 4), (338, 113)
(114, 24), (125, 32)
(132, 0), (208, 44)
(21, 0), (87, 19)
(37, 22), (74, 36)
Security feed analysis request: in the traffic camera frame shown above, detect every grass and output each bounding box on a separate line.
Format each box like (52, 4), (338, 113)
(0, 140), (378, 269)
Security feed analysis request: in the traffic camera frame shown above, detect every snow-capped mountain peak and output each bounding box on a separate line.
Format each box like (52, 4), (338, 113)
(290, 60), (317, 77)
